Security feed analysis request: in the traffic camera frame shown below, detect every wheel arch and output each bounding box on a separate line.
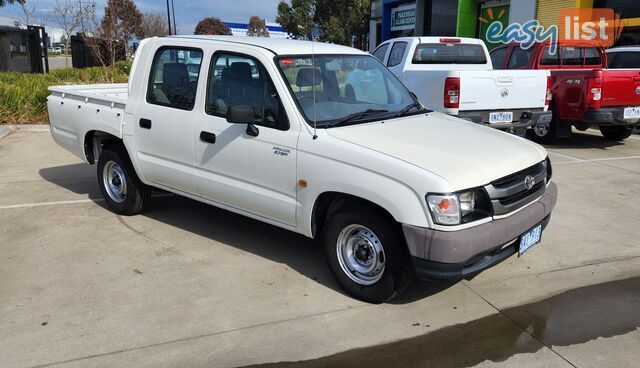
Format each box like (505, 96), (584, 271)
(84, 130), (124, 164)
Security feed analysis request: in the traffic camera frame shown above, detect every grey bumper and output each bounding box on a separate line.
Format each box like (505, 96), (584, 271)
(403, 181), (558, 280)
(583, 108), (640, 125)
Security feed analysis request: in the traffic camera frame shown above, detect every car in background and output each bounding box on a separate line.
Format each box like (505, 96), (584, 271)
(372, 37), (552, 136)
(607, 46), (640, 68)
(491, 42), (640, 142)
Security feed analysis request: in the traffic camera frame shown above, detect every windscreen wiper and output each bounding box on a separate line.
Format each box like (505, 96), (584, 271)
(396, 102), (429, 117)
(326, 109), (390, 128)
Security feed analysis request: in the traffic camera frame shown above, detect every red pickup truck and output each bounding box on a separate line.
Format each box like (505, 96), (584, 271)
(490, 43), (640, 142)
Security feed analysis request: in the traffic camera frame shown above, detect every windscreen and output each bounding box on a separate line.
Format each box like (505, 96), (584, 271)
(276, 55), (417, 127)
(412, 43), (487, 64)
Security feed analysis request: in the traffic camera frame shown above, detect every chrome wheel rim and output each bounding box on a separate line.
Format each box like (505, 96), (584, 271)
(103, 161), (127, 203)
(336, 224), (385, 285)
(533, 124), (549, 137)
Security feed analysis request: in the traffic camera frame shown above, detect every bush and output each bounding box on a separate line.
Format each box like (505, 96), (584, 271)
(0, 61), (131, 124)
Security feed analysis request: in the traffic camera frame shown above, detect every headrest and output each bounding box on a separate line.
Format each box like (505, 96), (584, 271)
(163, 63), (189, 86)
(296, 68), (322, 87)
(356, 59), (376, 71)
(222, 62), (253, 84)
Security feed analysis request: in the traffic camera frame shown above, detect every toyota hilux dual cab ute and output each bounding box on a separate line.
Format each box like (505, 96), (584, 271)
(47, 36), (557, 303)
(491, 42), (640, 142)
(372, 37), (553, 136)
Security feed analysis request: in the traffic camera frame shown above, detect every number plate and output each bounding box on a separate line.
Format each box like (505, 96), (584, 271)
(623, 107), (640, 119)
(489, 112), (513, 124)
(519, 224), (542, 256)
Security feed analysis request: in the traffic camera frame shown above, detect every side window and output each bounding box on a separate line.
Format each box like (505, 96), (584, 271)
(372, 43), (389, 62)
(584, 48), (602, 65)
(387, 42), (408, 67)
(147, 47), (203, 110)
(540, 47), (560, 66)
(561, 46), (583, 66)
(507, 47), (531, 69)
(206, 53), (288, 130)
(490, 47), (508, 69)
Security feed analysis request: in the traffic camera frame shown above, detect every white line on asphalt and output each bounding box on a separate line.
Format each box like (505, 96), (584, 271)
(0, 194), (174, 210)
(546, 151), (582, 161)
(553, 155), (640, 165)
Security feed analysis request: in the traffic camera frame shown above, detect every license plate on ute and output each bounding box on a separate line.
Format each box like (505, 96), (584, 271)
(519, 224), (542, 256)
(623, 107), (640, 119)
(489, 112), (513, 124)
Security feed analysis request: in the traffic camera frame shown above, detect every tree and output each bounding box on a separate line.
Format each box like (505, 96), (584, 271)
(18, 0), (36, 25)
(194, 17), (231, 35)
(51, 0), (85, 67)
(138, 11), (169, 39)
(276, 0), (314, 39)
(0, 0), (24, 7)
(315, 0), (370, 48)
(247, 16), (269, 37)
(101, 0), (142, 59)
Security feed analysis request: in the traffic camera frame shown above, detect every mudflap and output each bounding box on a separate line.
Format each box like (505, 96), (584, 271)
(556, 119), (572, 138)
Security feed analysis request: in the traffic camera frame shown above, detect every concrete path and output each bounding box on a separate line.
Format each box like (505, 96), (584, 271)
(0, 128), (638, 368)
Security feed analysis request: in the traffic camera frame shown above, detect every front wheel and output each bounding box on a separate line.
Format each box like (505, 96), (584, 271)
(97, 145), (151, 215)
(322, 206), (413, 303)
(599, 125), (633, 141)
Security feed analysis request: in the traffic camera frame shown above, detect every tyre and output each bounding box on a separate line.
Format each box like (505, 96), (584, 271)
(97, 145), (151, 215)
(599, 125), (633, 141)
(322, 206), (413, 303)
(529, 118), (560, 144)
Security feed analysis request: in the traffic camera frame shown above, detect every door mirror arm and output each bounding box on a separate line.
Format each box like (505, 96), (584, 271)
(246, 123), (259, 137)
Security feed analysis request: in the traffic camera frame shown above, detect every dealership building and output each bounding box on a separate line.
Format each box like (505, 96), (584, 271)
(369, 0), (640, 50)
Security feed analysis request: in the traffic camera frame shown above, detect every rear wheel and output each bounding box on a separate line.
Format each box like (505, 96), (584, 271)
(97, 145), (150, 215)
(322, 206), (413, 303)
(599, 125), (633, 141)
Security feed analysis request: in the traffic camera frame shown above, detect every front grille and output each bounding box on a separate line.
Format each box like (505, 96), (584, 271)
(485, 160), (548, 215)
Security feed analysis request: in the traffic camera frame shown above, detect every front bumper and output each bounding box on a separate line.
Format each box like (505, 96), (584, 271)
(403, 181), (558, 281)
(583, 108), (640, 125)
(458, 110), (553, 130)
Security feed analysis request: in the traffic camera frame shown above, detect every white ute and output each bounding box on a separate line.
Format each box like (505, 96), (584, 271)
(47, 36), (557, 302)
(372, 37), (553, 136)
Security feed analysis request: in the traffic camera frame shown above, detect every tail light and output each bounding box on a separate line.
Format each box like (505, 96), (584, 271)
(444, 77), (460, 108)
(439, 38), (461, 43)
(545, 76), (553, 106)
(587, 71), (603, 110)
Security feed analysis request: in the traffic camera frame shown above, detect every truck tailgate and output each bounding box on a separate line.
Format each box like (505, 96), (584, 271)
(459, 70), (548, 111)
(601, 69), (640, 107)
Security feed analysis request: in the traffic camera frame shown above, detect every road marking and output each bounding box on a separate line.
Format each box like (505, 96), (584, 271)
(0, 194), (174, 210)
(553, 155), (640, 165)
(547, 151), (582, 161)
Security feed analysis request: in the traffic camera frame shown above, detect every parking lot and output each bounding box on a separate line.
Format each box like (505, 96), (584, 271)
(0, 127), (639, 368)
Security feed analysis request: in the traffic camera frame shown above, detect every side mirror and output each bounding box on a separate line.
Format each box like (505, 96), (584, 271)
(226, 105), (259, 137)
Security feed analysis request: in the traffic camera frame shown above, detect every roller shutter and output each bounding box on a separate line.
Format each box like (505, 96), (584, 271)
(536, 0), (575, 28)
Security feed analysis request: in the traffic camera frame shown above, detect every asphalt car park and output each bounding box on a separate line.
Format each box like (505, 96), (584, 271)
(1, 127), (639, 368)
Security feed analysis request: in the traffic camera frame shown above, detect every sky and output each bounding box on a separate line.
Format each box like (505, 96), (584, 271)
(0, 0), (284, 40)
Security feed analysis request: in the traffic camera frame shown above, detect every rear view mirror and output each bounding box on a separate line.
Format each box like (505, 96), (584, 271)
(226, 105), (254, 124)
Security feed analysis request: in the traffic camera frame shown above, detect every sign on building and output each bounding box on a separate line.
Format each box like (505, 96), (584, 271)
(391, 3), (416, 31)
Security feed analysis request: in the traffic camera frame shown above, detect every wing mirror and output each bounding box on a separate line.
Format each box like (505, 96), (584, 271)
(226, 105), (259, 137)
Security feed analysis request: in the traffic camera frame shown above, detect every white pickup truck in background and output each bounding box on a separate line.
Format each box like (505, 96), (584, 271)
(47, 36), (557, 303)
(372, 37), (553, 136)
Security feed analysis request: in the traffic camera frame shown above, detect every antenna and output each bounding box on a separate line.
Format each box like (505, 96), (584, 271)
(311, 34), (318, 140)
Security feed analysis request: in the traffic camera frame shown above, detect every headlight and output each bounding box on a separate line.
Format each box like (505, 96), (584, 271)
(426, 188), (491, 226)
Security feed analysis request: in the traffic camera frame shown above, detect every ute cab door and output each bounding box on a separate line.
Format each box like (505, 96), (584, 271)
(194, 47), (299, 227)
(133, 45), (204, 194)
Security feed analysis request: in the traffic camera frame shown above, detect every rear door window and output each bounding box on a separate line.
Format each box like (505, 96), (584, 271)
(506, 47), (531, 69)
(412, 43), (487, 64)
(540, 47), (560, 66)
(147, 47), (203, 110)
(372, 43), (390, 62)
(561, 46), (583, 66)
(490, 47), (508, 69)
(608, 51), (640, 68)
(387, 42), (408, 67)
(584, 48), (602, 65)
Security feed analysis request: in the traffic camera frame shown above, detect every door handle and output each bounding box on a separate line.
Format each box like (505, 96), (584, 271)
(139, 118), (152, 129)
(200, 131), (216, 144)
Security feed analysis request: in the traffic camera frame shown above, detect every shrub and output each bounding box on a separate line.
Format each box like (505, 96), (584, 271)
(0, 61), (131, 124)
